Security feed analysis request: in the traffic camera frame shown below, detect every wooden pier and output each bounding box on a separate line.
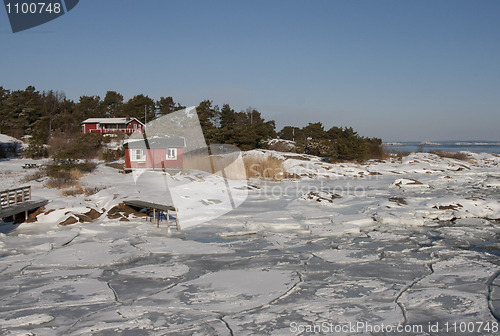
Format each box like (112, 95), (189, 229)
(0, 186), (48, 222)
(124, 200), (180, 231)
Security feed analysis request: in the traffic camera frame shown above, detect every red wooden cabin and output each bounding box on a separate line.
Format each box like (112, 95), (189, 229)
(124, 138), (185, 170)
(81, 117), (144, 135)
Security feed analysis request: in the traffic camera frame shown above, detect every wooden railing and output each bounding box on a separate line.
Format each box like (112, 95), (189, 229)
(89, 128), (141, 135)
(0, 186), (31, 209)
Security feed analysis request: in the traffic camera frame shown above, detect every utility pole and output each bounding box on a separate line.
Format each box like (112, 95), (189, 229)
(144, 105), (147, 127)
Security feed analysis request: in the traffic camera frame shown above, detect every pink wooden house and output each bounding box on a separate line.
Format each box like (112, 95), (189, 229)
(81, 117), (144, 135)
(124, 138), (185, 170)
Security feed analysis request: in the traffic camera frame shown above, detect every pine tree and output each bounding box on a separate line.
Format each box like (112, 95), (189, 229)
(103, 91), (123, 117)
(156, 96), (184, 116)
(75, 96), (104, 120)
(196, 100), (219, 144)
(122, 94), (155, 124)
(303, 122), (326, 139)
(42, 90), (65, 137)
(1, 86), (43, 138)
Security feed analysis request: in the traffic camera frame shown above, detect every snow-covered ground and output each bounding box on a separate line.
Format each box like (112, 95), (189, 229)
(0, 134), (22, 145)
(1, 151), (499, 335)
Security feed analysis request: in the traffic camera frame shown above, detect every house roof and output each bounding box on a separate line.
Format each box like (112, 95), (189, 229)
(81, 118), (144, 125)
(124, 137), (185, 149)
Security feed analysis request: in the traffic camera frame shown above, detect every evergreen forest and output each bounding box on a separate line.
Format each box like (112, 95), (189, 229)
(0, 86), (383, 161)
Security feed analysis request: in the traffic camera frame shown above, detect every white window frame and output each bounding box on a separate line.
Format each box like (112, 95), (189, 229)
(166, 148), (177, 160)
(131, 149), (145, 161)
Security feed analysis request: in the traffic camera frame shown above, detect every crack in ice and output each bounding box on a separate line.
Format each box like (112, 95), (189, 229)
(219, 316), (235, 336)
(487, 269), (500, 321)
(394, 261), (436, 326)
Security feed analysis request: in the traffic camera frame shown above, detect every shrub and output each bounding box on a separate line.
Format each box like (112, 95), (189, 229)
(303, 139), (336, 158)
(47, 133), (72, 158)
(430, 150), (469, 161)
(46, 161), (96, 179)
(267, 140), (296, 153)
(45, 161), (96, 192)
(102, 149), (117, 162)
(367, 138), (386, 160)
(47, 177), (79, 189)
(396, 151), (410, 161)
(49, 133), (104, 163)
(61, 185), (84, 196)
(60, 185), (105, 197)
(24, 141), (48, 159)
(20, 168), (46, 183)
(83, 186), (106, 196)
(279, 125), (386, 162)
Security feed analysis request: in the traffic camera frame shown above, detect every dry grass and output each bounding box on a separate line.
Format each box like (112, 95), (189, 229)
(83, 186), (106, 196)
(183, 152), (285, 180)
(243, 155), (285, 180)
(46, 168), (84, 190)
(61, 185), (106, 197)
(69, 168), (84, 180)
(61, 185), (84, 196)
(430, 150), (469, 161)
(20, 168), (46, 183)
(46, 177), (79, 189)
(46, 162), (96, 179)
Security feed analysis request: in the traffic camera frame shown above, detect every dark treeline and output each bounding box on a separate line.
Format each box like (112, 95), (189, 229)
(0, 86), (183, 141)
(0, 85), (383, 160)
(277, 123), (384, 161)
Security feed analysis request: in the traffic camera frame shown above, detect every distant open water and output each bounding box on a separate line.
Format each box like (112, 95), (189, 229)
(384, 141), (500, 155)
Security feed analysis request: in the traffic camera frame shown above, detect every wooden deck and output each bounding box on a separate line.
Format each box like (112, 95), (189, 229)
(124, 200), (180, 231)
(0, 200), (49, 220)
(0, 186), (48, 221)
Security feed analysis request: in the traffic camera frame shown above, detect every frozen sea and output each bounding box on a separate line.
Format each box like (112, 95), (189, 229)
(384, 141), (500, 155)
(1, 151), (499, 335)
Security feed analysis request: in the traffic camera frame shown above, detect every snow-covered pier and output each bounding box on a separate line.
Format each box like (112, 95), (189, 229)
(0, 186), (48, 222)
(124, 200), (179, 230)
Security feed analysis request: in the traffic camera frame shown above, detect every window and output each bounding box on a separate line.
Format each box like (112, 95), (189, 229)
(131, 149), (145, 161)
(166, 148), (177, 160)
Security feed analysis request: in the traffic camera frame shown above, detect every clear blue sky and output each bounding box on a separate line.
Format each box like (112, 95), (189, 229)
(2, 0), (499, 141)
